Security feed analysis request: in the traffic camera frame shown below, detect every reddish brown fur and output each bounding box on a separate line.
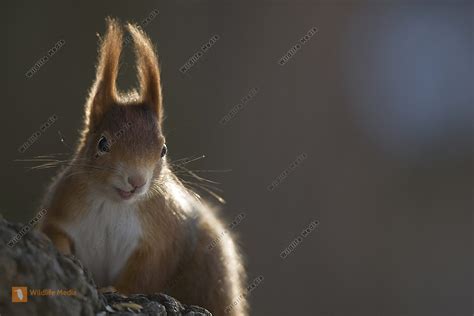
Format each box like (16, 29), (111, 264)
(39, 18), (248, 316)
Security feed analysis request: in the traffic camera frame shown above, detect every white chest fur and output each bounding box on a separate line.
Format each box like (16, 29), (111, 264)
(62, 198), (143, 287)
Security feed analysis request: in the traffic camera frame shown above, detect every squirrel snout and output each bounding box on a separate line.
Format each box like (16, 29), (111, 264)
(128, 175), (146, 189)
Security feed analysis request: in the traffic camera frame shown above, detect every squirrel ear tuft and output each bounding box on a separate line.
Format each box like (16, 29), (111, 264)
(126, 23), (163, 123)
(86, 17), (123, 128)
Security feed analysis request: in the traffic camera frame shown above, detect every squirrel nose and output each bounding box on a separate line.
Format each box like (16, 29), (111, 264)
(128, 176), (146, 189)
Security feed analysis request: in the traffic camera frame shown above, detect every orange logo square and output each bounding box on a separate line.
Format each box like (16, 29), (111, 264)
(12, 287), (28, 303)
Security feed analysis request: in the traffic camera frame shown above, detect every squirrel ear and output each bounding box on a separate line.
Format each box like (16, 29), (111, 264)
(126, 23), (163, 123)
(86, 18), (123, 128)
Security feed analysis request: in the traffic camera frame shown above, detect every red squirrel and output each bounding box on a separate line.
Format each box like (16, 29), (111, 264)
(39, 18), (247, 316)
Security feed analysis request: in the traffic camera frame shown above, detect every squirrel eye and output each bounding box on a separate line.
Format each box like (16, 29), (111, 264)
(161, 144), (167, 158)
(97, 135), (110, 153)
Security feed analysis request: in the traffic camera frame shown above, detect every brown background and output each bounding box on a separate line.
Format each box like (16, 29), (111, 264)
(2, 1), (473, 315)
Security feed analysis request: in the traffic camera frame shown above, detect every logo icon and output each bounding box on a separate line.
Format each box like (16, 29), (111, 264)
(12, 287), (28, 303)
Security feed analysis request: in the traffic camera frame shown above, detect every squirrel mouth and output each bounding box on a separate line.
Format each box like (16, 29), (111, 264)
(116, 188), (135, 200)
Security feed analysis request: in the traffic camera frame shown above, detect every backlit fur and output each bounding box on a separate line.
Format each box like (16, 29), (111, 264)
(40, 18), (247, 316)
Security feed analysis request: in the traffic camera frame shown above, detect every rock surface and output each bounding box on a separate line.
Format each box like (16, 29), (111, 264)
(0, 216), (211, 316)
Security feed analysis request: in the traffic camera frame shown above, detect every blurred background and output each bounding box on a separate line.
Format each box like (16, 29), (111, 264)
(2, 1), (473, 315)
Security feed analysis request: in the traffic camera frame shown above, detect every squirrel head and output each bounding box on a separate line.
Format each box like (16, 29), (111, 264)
(77, 18), (167, 203)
